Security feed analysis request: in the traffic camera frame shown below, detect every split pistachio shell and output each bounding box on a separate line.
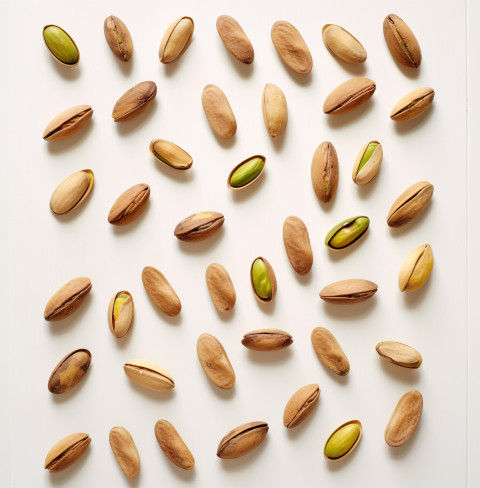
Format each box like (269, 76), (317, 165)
(108, 183), (150, 225)
(50, 170), (94, 215)
(228, 155), (266, 190)
(283, 384), (320, 428)
(159, 17), (194, 63)
(376, 341), (422, 368)
(123, 360), (174, 392)
(311, 141), (339, 203)
(104, 16), (133, 62)
(283, 216), (313, 275)
(142, 266), (181, 316)
(387, 181), (434, 227)
(262, 83), (287, 139)
(205, 263), (236, 313)
(250, 257), (277, 303)
(324, 421), (362, 461)
(398, 244), (434, 292)
(323, 78), (375, 115)
(108, 291), (134, 338)
(385, 390), (423, 446)
(271, 21), (312, 74)
(43, 105), (93, 141)
(383, 14), (422, 68)
(197, 333), (235, 389)
(44, 277), (92, 321)
(242, 329), (293, 351)
(320, 279), (378, 304)
(322, 24), (367, 64)
(109, 426), (140, 479)
(149, 139), (193, 170)
(44, 433), (91, 472)
(112, 81), (157, 122)
(352, 141), (383, 185)
(217, 421), (269, 459)
(155, 420), (195, 470)
(202, 84), (237, 139)
(43, 25), (79, 66)
(390, 87), (434, 122)
(325, 216), (370, 250)
(174, 211), (224, 242)
(216, 15), (254, 64)
(311, 327), (350, 376)
(48, 349), (91, 394)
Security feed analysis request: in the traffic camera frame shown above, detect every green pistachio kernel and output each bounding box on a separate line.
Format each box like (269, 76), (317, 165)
(251, 259), (272, 299)
(325, 216), (370, 250)
(43, 25), (79, 65)
(325, 423), (361, 459)
(230, 157), (264, 188)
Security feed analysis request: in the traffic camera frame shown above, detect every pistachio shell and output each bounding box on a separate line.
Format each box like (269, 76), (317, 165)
(149, 139), (193, 170)
(155, 420), (195, 470)
(322, 24), (367, 63)
(242, 329), (293, 351)
(174, 211), (224, 242)
(376, 341), (422, 368)
(43, 105), (93, 141)
(44, 277), (92, 321)
(43, 25), (79, 66)
(109, 426), (140, 479)
(383, 14), (422, 68)
(108, 184), (150, 225)
(228, 155), (266, 190)
(390, 87), (434, 122)
(48, 349), (91, 394)
(44, 433), (91, 472)
(283, 384), (320, 428)
(112, 81), (157, 122)
(262, 83), (287, 139)
(398, 244), (434, 292)
(385, 390), (423, 446)
(159, 17), (194, 63)
(271, 21), (312, 74)
(311, 327), (350, 376)
(197, 333), (235, 389)
(205, 263), (236, 313)
(324, 420), (362, 461)
(387, 181), (434, 227)
(142, 266), (181, 316)
(217, 421), (269, 459)
(311, 141), (339, 203)
(325, 216), (370, 250)
(250, 257), (277, 303)
(352, 141), (383, 185)
(320, 279), (378, 304)
(49, 169), (94, 215)
(107, 291), (134, 338)
(202, 84), (237, 139)
(216, 15), (254, 64)
(323, 78), (376, 115)
(104, 16), (133, 62)
(283, 216), (313, 275)
(123, 360), (174, 392)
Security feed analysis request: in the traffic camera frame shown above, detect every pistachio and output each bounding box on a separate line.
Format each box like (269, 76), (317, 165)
(387, 181), (434, 227)
(311, 327), (350, 376)
(174, 211), (224, 242)
(205, 263), (236, 313)
(197, 333), (235, 389)
(228, 155), (266, 190)
(43, 25), (79, 66)
(149, 139), (193, 170)
(112, 81), (157, 122)
(104, 16), (133, 62)
(325, 216), (370, 250)
(242, 329), (293, 351)
(383, 14), (422, 68)
(250, 257), (277, 303)
(159, 17), (194, 63)
(108, 183), (150, 225)
(352, 141), (383, 185)
(48, 349), (91, 394)
(44, 277), (92, 321)
(324, 421), (362, 461)
(49, 169), (94, 215)
(43, 105), (93, 141)
(283, 384), (320, 428)
(123, 360), (174, 392)
(142, 266), (181, 316)
(108, 291), (134, 338)
(155, 420), (195, 470)
(323, 78), (376, 115)
(202, 84), (237, 139)
(376, 341), (422, 369)
(385, 390), (423, 446)
(44, 433), (91, 472)
(216, 15), (254, 64)
(398, 244), (434, 292)
(283, 216), (313, 275)
(311, 141), (339, 203)
(217, 421), (269, 459)
(319, 279), (378, 304)
(271, 21), (312, 74)
(390, 87), (434, 122)
(109, 427), (140, 478)
(322, 24), (367, 64)
(262, 83), (288, 139)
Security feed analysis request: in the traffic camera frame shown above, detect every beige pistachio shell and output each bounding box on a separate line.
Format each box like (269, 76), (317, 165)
(108, 183), (150, 225)
(322, 24), (367, 64)
(124, 360), (174, 392)
(155, 420), (195, 470)
(44, 277), (92, 321)
(44, 433), (91, 472)
(149, 139), (193, 170)
(323, 78), (376, 115)
(385, 390), (423, 446)
(283, 216), (313, 275)
(174, 211), (224, 242)
(142, 266), (181, 316)
(262, 83), (287, 139)
(205, 263), (236, 313)
(271, 21), (312, 74)
(202, 84), (237, 139)
(242, 329), (293, 351)
(104, 16), (133, 62)
(387, 181), (434, 227)
(48, 348), (91, 394)
(109, 426), (140, 479)
(283, 384), (320, 428)
(49, 170), (94, 215)
(376, 341), (422, 368)
(197, 333), (235, 389)
(43, 105), (93, 141)
(311, 141), (339, 203)
(319, 279), (377, 304)
(250, 257), (277, 303)
(112, 81), (157, 122)
(352, 141), (383, 185)
(216, 15), (254, 64)
(311, 327), (350, 376)
(217, 421), (269, 459)
(383, 14), (422, 68)
(398, 244), (434, 292)
(159, 17), (194, 63)
(390, 87), (434, 122)
(324, 420), (362, 461)
(107, 291), (134, 338)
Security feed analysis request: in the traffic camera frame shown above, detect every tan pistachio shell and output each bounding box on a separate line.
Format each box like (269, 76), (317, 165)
(352, 141), (383, 185)
(109, 426), (140, 479)
(142, 266), (181, 316)
(387, 181), (434, 227)
(311, 141), (339, 203)
(159, 17), (194, 63)
(398, 244), (434, 292)
(283, 384), (320, 428)
(197, 333), (235, 389)
(390, 87), (434, 122)
(205, 263), (236, 313)
(242, 329), (293, 351)
(44, 433), (91, 472)
(123, 360), (174, 392)
(262, 83), (287, 139)
(385, 390), (423, 446)
(44, 277), (92, 321)
(283, 216), (313, 275)
(174, 211), (224, 242)
(320, 279), (377, 304)
(149, 139), (193, 170)
(108, 183), (150, 225)
(216, 15), (254, 64)
(311, 327), (350, 375)
(155, 420), (195, 470)
(323, 78), (376, 115)
(383, 14), (422, 68)
(50, 169), (94, 215)
(112, 81), (157, 122)
(104, 16), (133, 62)
(43, 105), (93, 141)
(250, 257), (277, 303)
(322, 24), (367, 63)
(107, 291), (134, 338)
(376, 341), (422, 369)
(324, 420), (362, 461)
(202, 84), (237, 139)
(217, 421), (269, 459)
(271, 21), (312, 74)
(227, 155), (266, 191)
(48, 349), (91, 394)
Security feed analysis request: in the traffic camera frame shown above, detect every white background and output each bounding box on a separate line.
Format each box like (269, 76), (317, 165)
(2, 0), (475, 486)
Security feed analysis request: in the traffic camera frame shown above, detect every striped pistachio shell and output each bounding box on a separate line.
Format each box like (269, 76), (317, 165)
(228, 155), (266, 190)
(44, 433), (91, 472)
(123, 360), (174, 392)
(385, 390), (423, 446)
(49, 170), (94, 215)
(48, 349), (91, 394)
(398, 244), (434, 292)
(283, 384), (320, 428)
(323, 78), (376, 115)
(159, 17), (194, 63)
(352, 141), (383, 185)
(216, 15), (254, 64)
(387, 181), (434, 227)
(262, 83), (288, 139)
(376, 341), (422, 368)
(390, 87), (434, 122)
(311, 327), (350, 376)
(324, 420), (362, 461)
(217, 421), (269, 459)
(149, 139), (193, 170)
(43, 25), (79, 66)
(242, 329), (293, 351)
(322, 24), (367, 64)
(197, 333), (235, 389)
(250, 257), (277, 303)
(43, 105), (93, 141)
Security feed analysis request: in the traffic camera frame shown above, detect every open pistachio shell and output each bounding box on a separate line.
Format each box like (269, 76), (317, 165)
(43, 25), (80, 66)
(387, 181), (434, 227)
(50, 169), (94, 215)
(325, 216), (370, 250)
(227, 155), (266, 190)
(398, 244), (434, 292)
(149, 139), (193, 170)
(108, 291), (134, 338)
(250, 257), (277, 303)
(352, 141), (383, 185)
(324, 420), (362, 461)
